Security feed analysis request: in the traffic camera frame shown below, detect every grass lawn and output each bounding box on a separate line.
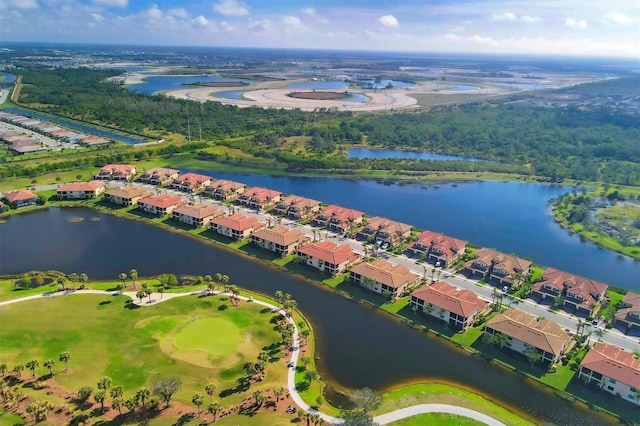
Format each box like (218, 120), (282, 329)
(0, 294), (286, 409)
(387, 412), (485, 426)
(374, 383), (535, 426)
(0, 409), (26, 426)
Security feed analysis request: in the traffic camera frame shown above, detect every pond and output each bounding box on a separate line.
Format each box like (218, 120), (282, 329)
(443, 84), (481, 92)
(182, 171), (639, 290)
(348, 148), (485, 162)
(0, 72), (16, 85)
(0, 207), (615, 425)
(127, 75), (256, 95)
(286, 79), (414, 90)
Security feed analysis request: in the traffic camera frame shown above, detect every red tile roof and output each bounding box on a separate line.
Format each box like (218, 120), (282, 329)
(99, 164), (136, 174)
(4, 189), (38, 202)
(277, 194), (321, 211)
(173, 172), (211, 185)
(243, 187), (282, 204)
(211, 213), (264, 232)
(410, 230), (467, 261)
(465, 248), (532, 274)
(363, 217), (413, 237)
(412, 281), (488, 318)
(539, 268), (608, 307)
(138, 194), (185, 209)
(105, 186), (151, 199)
(581, 342), (640, 388)
(298, 241), (360, 265)
(615, 291), (640, 324)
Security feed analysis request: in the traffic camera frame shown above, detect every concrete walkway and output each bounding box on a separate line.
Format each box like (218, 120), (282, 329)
(0, 289), (506, 425)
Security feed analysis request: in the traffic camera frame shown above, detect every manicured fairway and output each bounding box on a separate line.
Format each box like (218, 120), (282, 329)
(388, 412), (484, 426)
(0, 293), (285, 407)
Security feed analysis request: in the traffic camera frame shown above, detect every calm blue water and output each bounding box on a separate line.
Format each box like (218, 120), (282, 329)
(0, 72), (16, 84)
(183, 170), (639, 289)
(287, 79), (413, 90)
(2, 108), (145, 144)
(127, 75), (255, 95)
(215, 90), (251, 100)
(446, 85), (481, 92)
(348, 148), (485, 162)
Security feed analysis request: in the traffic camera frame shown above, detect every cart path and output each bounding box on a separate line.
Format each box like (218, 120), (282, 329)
(0, 289), (506, 425)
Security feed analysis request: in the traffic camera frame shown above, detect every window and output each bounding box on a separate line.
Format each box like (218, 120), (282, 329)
(628, 394), (637, 400)
(609, 378), (617, 384)
(607, 386), (614, 391)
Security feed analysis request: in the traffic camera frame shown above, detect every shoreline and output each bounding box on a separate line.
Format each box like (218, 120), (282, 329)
(0, 203), (628, 424)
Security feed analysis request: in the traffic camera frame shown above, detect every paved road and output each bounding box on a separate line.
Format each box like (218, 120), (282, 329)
(20, 180), (640, 353)
(0, 288), (506, 426)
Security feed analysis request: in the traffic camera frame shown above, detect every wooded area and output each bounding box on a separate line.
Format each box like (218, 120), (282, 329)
(9, 67), (640, 186)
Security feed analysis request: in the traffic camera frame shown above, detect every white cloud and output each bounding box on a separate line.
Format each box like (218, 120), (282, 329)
(283, 16), (305, 32)
(91, 13), (103, 21)
(602, 11), (637, 26)
(146, 4), (162, 20)
(213, 0), (248, 17)
(520, 15), (540, 23)
(192, 15), (209, 26)
(302, 8), (315, 17)
(248, 18), (270, 33)
(565, 18), (587, 29)
(92, 0), (127, 7)
(167, 8), (189, 19)
(0, 0), (39, 9)
(220, 21), (233, 31)
(378, 14), (398, 28)
(492, 12), (517, 22)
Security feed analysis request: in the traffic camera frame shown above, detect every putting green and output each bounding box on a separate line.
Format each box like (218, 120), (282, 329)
(173, 316), (240, 355)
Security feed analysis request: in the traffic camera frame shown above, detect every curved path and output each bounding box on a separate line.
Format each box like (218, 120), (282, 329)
(0, 289), (506, 426)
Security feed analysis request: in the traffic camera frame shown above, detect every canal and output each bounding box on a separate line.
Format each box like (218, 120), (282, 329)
(0, 207), (620, 425)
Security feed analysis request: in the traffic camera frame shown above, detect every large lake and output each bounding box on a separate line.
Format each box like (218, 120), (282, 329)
(127, 75), (255, 95)
(183, 171), (639, 290)
(348, 148), (485, 162)
(0, 207), (616, 425)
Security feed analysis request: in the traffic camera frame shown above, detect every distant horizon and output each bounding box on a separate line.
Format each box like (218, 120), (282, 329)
(2, 41), (639, 65)
(0, 1), (638, 59)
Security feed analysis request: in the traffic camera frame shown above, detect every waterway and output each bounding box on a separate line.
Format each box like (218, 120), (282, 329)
(181, 171), (640, 290)
(0, 207), (617, 425)
(348, 148), (485, 162)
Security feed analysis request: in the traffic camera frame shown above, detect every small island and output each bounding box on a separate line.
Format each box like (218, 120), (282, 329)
(287, 91), (354, 101)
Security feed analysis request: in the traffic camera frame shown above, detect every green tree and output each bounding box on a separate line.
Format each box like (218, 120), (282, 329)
(94, 390), (106, 411)
(136, 290), (147, 304)
(304, 370), (319, 384)
(118, 272), (128, 288)
(43, 359), (55, 376)
(26, 359), (39, 378)
(274, 387), (284, 402)
(524, 347), (542, 366)
(110, 385), (124, 400)
(77, 386), (93, 403)
(79, 273), (89, 285)
(340, 409), (377, 426)
(129, 269), (138, 288)
(12, 363), (24, 377)
(152, 377), (182, 408)
(192, 393), (204, 415)
(350, 387), (382, 415)
(136, 387), (151, 408)
(97, 376), (112, 391)
(207, 401), (222, 422)
(59, 351), (71, 372)
(0, 363), (6, 376)
(205, 383), (216, 403)
(112, 397), (124, 415)
(26, 402), (38, 423)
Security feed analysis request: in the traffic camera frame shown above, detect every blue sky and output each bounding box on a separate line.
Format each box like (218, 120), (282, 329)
(1, 0), (638, 58)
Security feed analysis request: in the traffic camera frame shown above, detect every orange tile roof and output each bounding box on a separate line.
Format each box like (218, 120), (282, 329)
(105, 186), (151, 199)
(350, 258), (419, 289)
(173, 203), (224, 219)
(410, 230), (467, 260)
(100, 164), (135, 174)
(581, 342), (640, 388)
(58, 181), (104, 192)
(251, 226), (309, 246)
(615, 291), (640, 324)
(243, 187), (282, 203)
(138, 194), (185, 209)
(363, 216), (413, 237)
(317, 204), (364, 223)
(465, 248), (532, 274)
(298, 241), (360, 265)
(412, 281), (488, 317)
(209, 179), (245, 191)
(211, 213), (264, 232)
(173, 172), (211, 184)
(4, 189), (38, 202)
(486, 309), (571, 356)
(277, 194), (321, 210)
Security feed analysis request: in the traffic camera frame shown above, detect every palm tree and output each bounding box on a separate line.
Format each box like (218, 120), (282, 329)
(56, 276), (66, 290)
(205, 383), (216, 403)
(97, 376), (112, 391)
(304, 370), (319, 384)
(59, 351), (71, 372)
(110, 385), (123, 400)
(136, 290), (147, 304)
(112, 397), (123, 415)
(423, 302), (434, 318)
(221, 274), (230, 288)
(300, 411), (312, 426)
(192, 393), (204, 415)
(274, 387), (284, 402)
(26, 360), (39, 378)
(158, 286), (165, 299)
(494, 332), (509, 349)
(129, 269), (138, 288)
(135, 387), (150, 408)
(26, 402), (38, 423)
(275, 290), (284, 306)
(208, 401), (222, 422)
(311, 413), (322, 425)
(524, 347), (542, 366)
(13, 364), (24, 377)
(147, 288), (153, 303)
(215, 273), (223, 289)
(118, 273), (128, 288)
(0, 363), (6, 377)
(79, 273), (89, 286)
(43, 359), (55, 376)
(94, 390), (106, 411)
